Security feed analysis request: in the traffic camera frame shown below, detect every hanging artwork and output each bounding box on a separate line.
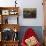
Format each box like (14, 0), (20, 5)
(23, 8), (37, 18)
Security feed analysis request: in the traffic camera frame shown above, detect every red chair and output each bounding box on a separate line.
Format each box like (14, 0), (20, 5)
(21, 28), (41, 46)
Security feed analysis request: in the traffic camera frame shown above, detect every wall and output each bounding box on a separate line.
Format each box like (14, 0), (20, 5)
(18, 26), (44, 44)
(18, 0), (44, 26)
(0, 0), (44, 26)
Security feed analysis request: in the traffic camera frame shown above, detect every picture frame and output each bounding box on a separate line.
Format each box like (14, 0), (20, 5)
(9, 10), (18, 15)
(23, 8), (36, 18)
(2, 10), (9, 15)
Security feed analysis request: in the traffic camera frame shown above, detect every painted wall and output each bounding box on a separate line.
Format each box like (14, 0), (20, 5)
(0, 0), (44, 26)
(18, 0), (43, 26)
(18, 26), (44, 44)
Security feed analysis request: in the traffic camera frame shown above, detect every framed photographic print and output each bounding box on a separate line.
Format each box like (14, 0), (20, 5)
(23, 8), (37, 18)
(2, 10), (9, 15)
(10, 11), (15, 15)
(9, 9), (18, 15)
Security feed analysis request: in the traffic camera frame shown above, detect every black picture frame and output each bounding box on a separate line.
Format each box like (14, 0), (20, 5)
(23, 8), (37, 18)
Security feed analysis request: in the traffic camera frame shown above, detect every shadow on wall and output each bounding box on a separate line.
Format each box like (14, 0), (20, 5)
(18, 26), (44, 44)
